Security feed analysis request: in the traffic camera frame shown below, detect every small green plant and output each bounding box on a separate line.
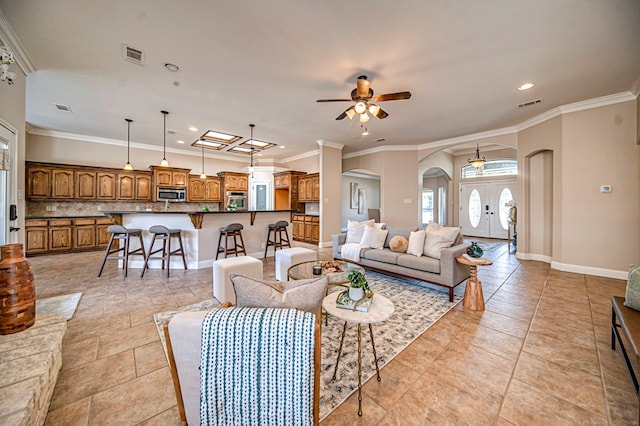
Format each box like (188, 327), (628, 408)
(347, 270), (369, 291)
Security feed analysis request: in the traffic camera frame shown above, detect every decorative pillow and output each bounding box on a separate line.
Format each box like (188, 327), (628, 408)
(389, 235), (408, 253)
(360, 226), (388, 249)
(423, 222), (460, 259)
(406, 230), (426, 257)
(373, 222), (386, 230)
(624, 264), (640, 311)
(345, 220), (375, 244)
(230, 274), (328, 314)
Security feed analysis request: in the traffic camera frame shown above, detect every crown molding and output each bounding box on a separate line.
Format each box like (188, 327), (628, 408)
(281, 149), (319, 163)
(629, 75), (640, 98)
(26, 126), (250, 163)
(316, 140), (344, 150)
(342, 144), (418, 159)
(0, 11), (36, 75)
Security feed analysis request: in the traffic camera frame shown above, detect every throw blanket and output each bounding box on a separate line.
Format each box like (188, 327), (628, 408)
(341, 243), (367, 263)
(200, 307), (316, 426)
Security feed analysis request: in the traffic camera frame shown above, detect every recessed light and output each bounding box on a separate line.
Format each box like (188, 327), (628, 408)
(189, 127), (198, 132)
(164, 63), (179, 72)
(279, 145), (286, 149)
(176, 140), (184, 144)
(257, 153), (263, 157)
(517, 82), (534, 91)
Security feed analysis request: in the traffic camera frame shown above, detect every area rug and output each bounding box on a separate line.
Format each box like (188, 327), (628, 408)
(153, 271), (461, 420)
(35, 292), (82, 320)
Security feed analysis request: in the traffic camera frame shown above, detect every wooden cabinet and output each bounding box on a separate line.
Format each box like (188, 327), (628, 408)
(218, 172), (249, 191)
(152, 167), (190, 188)
(76, 171), (97, 199)
(135, 173), (152, 200)
(292, 214), (319, 244)
(188, 175), (223, 202)
(273, 171), (305, 211)
(51, 169), (75, 199)
(25, 216), (115, 255)
(74, 218), (96, 249)
(48, 219), (73, 251)
(25, 219), (48, 254)
(117, 173), (135, 200)
(298, 173), (320, 202)
(97, 172), (117, 200)
(26, 166), (51, 199)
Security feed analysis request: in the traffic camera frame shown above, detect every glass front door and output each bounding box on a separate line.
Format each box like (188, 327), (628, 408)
(460, 180), (516, 239)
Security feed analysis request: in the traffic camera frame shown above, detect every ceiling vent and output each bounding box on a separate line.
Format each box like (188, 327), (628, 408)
(518, 99), (542, 108)
(122, 44), (145, 66)
(375, 138), (386, 142)
(54, 104), (72, 112)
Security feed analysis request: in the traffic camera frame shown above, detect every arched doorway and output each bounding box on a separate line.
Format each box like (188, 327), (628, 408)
(422, 167), (451, 226)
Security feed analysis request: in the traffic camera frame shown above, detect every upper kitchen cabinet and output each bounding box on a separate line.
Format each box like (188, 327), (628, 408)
(26, 165), (50, 199)
(51, 169), (75, 199)
(298, 173), (320, 202)
(75, 171), (97, 199)
(217, 172), (249, 192)
(117, 171), (152, 201)
(273, 170), (305, 210)
(151, 166), (190, 189)
(188, 175), (223, 202)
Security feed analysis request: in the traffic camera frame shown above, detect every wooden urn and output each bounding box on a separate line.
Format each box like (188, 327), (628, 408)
(0, 243), (36, 334)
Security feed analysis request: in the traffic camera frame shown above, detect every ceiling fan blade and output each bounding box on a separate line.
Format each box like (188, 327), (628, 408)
(371, 91), (412, 102)
(375, 107), (389, 119)
(316, 98), (352, 103)
(335, 106), (355, 120)
(356, 75), (371, 98)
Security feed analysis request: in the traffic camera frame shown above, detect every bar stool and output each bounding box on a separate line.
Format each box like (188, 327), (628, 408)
(215, 223), (247, 260)
(141, 225), (188, 278)
(97, 225), (146, 278)
(263, 220), (291, 258)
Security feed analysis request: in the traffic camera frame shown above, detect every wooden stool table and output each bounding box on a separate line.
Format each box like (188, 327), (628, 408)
(456, 255), (493, 311)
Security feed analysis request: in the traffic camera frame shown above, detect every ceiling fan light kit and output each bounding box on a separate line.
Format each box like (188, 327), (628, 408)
(317, 75), (411, 122)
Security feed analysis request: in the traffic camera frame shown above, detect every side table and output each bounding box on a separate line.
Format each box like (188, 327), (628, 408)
(456, 255), (493, 311)
(322, 292), (395, 416)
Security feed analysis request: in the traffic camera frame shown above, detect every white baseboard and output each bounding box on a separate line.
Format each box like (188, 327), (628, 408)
(318, 241), (333, 249)
(515, 252), (627, 280)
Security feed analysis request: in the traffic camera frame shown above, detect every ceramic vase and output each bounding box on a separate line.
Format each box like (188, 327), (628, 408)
(466, 242), (484, 258)
(349, 286), (364, 301)
(0, 244), (36, 334)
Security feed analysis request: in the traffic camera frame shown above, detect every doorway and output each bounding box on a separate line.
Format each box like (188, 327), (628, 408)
(460, 180), (516, 239)
(0, 120), (17, 245)
(251, 181), (271, 211)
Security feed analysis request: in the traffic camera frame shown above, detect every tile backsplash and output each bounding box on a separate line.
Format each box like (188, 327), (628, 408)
(27, 201), (220, 218)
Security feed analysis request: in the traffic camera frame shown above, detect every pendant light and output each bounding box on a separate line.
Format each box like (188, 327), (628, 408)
(468, 143), (486, 169)
(160, 110), (169, 166)
(200, 144), (206, 179)
(123, 118), (134, 170)
(248, 123), (255, 174)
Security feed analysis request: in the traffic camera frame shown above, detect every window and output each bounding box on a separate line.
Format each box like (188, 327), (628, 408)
(498, 188), (513, 230)
(468, 189), (481, 228)
(461, 159), (517, 179)
(422, 190), (433, 224)
(438, 186), (446, 225)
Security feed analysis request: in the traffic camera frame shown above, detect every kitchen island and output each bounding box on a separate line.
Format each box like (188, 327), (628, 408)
(101, 210), (296, 270)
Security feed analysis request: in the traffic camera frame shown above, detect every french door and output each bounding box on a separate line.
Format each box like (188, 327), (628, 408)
(0, 120), (17, 245)
(460, 180), (516, 239)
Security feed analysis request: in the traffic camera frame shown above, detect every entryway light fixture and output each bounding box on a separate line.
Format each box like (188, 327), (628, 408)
(200, 143), (206, 179)
(468, 144), (486, 169)
(123, 118), (134, 171)
(160, 110), (169, 166)
(248, 124), (255, 174)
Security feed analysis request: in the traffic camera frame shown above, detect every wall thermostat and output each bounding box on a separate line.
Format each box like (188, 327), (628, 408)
(600, 185), (612, 193)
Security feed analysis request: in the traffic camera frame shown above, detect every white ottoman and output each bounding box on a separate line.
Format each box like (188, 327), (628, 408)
(275, 247), (317, 281)
(213, 256), (263, 304)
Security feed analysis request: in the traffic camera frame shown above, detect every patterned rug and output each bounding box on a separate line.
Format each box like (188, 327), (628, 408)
(153, 271), (461, 420)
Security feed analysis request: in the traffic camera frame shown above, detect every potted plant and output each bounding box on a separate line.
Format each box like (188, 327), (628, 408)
(347, 270), (369, 301)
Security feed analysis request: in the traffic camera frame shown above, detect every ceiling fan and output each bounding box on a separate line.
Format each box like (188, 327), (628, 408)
(316, 75), (411, 122)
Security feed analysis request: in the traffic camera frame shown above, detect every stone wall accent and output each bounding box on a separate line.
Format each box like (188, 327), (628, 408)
(0, 314), (67, 425)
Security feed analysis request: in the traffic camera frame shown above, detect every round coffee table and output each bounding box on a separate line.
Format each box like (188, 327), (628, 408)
(287, 260), (364, 285)
(322, 292), (394, 416)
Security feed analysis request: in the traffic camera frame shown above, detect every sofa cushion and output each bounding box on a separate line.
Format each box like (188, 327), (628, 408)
(362, 248), (402, 264)
(360, 226), (388, 249)
(396, 254), (441, 274)
(624, 264), (640, 311)
(384, 227), (413, 248)
(407, 230), (426, 257)
(345, 220), (374, 244)
(423, 222), (460, 259)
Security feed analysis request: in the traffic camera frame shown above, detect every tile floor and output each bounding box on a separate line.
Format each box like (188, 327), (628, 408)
(27, 242), (638, 425)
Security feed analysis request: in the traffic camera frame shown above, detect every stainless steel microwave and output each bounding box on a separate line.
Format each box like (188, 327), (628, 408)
(157, 187), (186, 202)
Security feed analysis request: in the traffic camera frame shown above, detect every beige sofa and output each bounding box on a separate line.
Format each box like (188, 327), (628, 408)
(332, 227), (470, 302)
